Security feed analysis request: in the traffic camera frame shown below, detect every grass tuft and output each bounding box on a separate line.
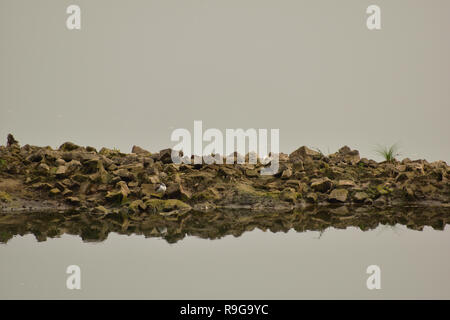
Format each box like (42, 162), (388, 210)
(375, 144), (401, 162)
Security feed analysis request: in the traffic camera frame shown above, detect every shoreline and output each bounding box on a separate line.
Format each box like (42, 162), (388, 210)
(1, 135), (449, 215)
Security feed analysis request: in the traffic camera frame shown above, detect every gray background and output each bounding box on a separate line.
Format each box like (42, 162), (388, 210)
(1, 0), (449, 161)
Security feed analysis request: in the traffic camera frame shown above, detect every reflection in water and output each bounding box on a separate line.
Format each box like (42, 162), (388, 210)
(1, 206), (449, 244)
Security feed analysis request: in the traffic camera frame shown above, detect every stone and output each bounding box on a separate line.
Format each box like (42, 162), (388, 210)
(55, 158), (66, 166)
(145, 199), (191, 214)
(353, 192), (369, 202)
(113, 168), (133, 181)
(65, 196), (81, 205)
(106, 181), (130, 203)
(166, 183), (191, 201)
(289, 146), (321, 162)
(159, 148), (174, 164)
(59, 142), (81, 152)
(131, 145), (151, 155)
(338, 180), (355, 187)
(6, 134), (19, 148)
(280, 188), (297, 202)
(292, 161), (304, 172)
(245, 169), (259, 178)
(93, 206), (108, 214)
(129, 200), (147, 213)
(306, 192), (318, 203)
(37, 163), (50, 174)
(55, 166), (67, 177)
(281, 168), (293, 179)
(310, 177), (333, 193)
(50, 188), (61, 195)
(328, 188), (348, 203)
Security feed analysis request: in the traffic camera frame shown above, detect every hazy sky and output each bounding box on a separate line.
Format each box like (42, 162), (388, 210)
(1, 0), (449, 162)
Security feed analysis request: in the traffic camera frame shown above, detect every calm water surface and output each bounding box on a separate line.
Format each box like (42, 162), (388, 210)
(1, 207), (449, 299)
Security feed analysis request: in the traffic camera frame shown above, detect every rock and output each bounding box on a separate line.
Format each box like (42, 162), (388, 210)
(37, 163), (50, 174)
(55, 166), (67, 177)
(140, 184), (158, 198)
(280, 188), (297, 202)
(112, 168), (133, 181)
(310, 177), (333, 193)
(245, 169), (259, 178)
(166, 183), (191, 201)
(62, 189), (73, 196)
(281, 168), (293, 179)
(55, 158), (66, 166)
(99, 147), (122, 157)
(396, 172), (412, 183)
(6, 134), (19, 148)
(93, 206), (108, 214)
(218, 166), (239, 177)
(338, 180), (355, 187)
(0, 191), (12, 203)
(330, 146), (360, 164)
(374, 196), (387, 207)
(129, 200), (147, 213)
(292, 161), (304, 172)
(117, 181), (130, 197)
(330, 206), (349, 215)
(289, 146), (321, 162)
(159, 148), (174, 164)
(145, 199), (191, 214)
(306, 192), (318, 203)
(148, 175), (160, 184)
(50, 188), (61, 196)
(106, 181), (130, 203)
(328, 188), (348, 203)
(67, 160), (82, 171)
(59, 142), (81, 152)
(31, 182), (53, 190)
(192, 187), (221, 202)
(65, 197), (81, 205)
(353, 192), (369, 202)
(131, 145), (150, 155)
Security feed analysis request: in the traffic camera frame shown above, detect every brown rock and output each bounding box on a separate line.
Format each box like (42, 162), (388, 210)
(310, 177), (333, 193)
(289, 146), (321, 162)
(131, 145), (150, 155)
(328, 188), (348, 202)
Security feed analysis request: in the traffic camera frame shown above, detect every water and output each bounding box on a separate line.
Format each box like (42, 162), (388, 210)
(1, 207), (450, 299)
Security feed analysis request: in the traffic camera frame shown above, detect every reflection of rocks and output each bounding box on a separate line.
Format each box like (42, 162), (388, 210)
(0, 134), (450, 215)
(0, 206), (449, 244)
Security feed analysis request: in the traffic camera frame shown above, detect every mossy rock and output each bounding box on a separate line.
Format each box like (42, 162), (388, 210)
(280, 188), (298, 202)
(144, 199), (191, 215)
(192, 188), (221, 202)
(106, 190), (127, 204)
(376, 184), (393, 195)
(0, 191), (12, 203)
(129, 200), (147, 213)
(0, 159), (6, 171)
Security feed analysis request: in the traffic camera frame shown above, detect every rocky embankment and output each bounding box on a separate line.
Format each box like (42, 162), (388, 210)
(0, 134), (449, 215)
